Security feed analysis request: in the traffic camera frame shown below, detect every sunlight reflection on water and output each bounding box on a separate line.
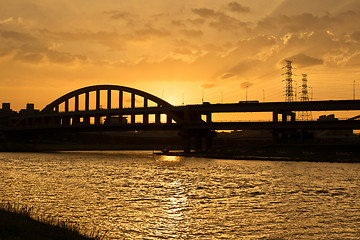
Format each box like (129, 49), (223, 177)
(0, 151), (359, 239)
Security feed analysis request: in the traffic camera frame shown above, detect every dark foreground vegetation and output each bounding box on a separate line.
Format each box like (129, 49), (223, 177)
(0, 202), (104, 240)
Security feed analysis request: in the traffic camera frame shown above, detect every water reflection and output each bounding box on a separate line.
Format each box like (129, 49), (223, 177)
(156, 155), (181, 162)
(155, 180), (189, 239)
(0, 151), (359, 239)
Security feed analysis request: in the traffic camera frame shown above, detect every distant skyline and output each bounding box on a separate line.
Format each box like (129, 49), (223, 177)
(1, 0), (360, 110)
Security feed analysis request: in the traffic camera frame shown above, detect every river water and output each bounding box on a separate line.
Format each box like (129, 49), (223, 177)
(0, 151), (359, 239)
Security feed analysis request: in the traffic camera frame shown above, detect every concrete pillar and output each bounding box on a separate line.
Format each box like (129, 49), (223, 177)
(291, 112), (296, 122)
(107, 90), (111, 109)
(85, 92), (89, 111)
(84, 116), (90, 125)
(95, 115), (101, 125)
(96, 90), (100, 110)
(143, 114), (149, 124)
(273, 111), (278, 122)
(131, 114), (135, 124)
(106, 114), (111, 124)
(73, 114), (80, 125)
(155, 112), (161, 124)
(131, 93), (135, 108)
(62, 117), (70, 125)
(119, 90), (123, 109)
(75, 95), (79, 112)
(55, 105), (59, 112)
(206, 113), (212, 123)
(166, 115), (172, 124)
(282, 113), (287, 122)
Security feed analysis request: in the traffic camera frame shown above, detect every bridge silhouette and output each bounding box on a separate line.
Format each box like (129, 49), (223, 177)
(2, 84), (360, 152)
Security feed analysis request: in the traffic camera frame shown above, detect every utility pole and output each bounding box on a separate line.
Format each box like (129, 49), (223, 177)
(202, 88), (204, 103)
(245, 86), (248, 101)
(263, 89), (265, 102)
(354, 80), (356, 100)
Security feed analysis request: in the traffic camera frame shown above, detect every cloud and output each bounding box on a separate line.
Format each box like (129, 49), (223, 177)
(192, 7), (248, 31)
(104, 10), (132, 20)
(287, 54), (324, 68)
(240, 81), (253, 89)
(192, 8), (217, 18)
(351, 31), (360, 42)
(219, 72), (236, 80)
(227, 2), (250, 13)
(0, 17), (14, 24)
(0, 30), (35, 41)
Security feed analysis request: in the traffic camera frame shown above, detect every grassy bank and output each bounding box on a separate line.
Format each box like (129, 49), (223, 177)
(0, 202), (104, 240)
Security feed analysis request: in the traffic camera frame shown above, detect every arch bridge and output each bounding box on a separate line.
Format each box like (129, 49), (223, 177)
(11, 85), (189, 129)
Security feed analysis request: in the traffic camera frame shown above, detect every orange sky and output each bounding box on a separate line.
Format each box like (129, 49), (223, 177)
(1, 0), (360, 112)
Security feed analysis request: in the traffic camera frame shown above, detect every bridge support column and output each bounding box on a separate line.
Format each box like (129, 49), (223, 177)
(155, 112), (161, 124)
(95, 115), (101, 125)
(62, 117), (70, 126)
(143, 114), (149, 124)
(291, 112), (296, 122)
(131, 114), (135, 124)
(73, 115), (80, 125)
(84, 116), (90, 125)
(206, 113), (212, 123)
(273, 111), (278, 122)
(180, 129), (215, 153)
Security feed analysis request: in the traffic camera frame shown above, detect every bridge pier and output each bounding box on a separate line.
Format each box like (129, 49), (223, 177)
(273, 111), (296, 122)
(180, 129), (215, 153)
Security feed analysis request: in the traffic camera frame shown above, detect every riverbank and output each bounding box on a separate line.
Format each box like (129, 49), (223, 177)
(0, 203), (101, 240)
(157, 143), (360, 163)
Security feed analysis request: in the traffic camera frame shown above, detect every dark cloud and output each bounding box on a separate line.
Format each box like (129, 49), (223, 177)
(240, 81), (253, 89)
(187, 18), (206, 26)
(104, 10), (132, 20)
(256, 13), (320, 35)
(172, 20), (186, 27)
(288, 54), (323, 67)
(192, 8), (248, 31)
(192, 8), (217, 18)
(351, 31), (360, 42)
(0, 30), (35, 41)
(227, 2), (250, 13)
(219, 73), (235, 80)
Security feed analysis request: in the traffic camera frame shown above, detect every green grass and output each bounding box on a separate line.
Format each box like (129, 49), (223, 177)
(0, 202), (107, 240)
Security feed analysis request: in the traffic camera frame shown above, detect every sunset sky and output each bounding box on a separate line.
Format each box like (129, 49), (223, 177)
(1, 0), (360, 111)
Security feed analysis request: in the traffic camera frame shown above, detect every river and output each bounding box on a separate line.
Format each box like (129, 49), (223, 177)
(0, 151), (359, 239)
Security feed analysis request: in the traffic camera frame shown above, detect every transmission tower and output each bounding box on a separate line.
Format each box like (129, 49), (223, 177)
(298, 74), (312, 121)
(283, 60), (294, 102)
